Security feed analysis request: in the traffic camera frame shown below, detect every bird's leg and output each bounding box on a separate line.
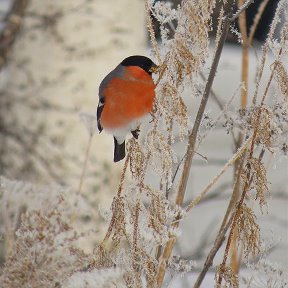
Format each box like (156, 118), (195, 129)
(131, 127), (140, 139)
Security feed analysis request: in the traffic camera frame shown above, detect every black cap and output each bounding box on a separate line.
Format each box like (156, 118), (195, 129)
(121, 55), (156, 75)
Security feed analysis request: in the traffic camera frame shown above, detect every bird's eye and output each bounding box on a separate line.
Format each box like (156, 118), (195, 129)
(100, 98), (105, 104)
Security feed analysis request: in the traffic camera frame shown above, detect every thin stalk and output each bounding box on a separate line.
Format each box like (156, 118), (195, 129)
(157, 4), (232, 286)
(132, 200), (140, 270)
(227, 0), (270, 274)
(177, 6), (231, 208)
(248, 0), (270, 45)
(102, 149), (131, 242)
(220, 154), (246, 231)
(217, 48), (282, 286)
(238, 0), (249, 109)
(176, 0), (255, 207)
(145, 0), (162, 63)
(229, 0), (250, 275)
(193, 215), (234, 288)
(156, 1), (256, 285)
(185, 136), (252, 213)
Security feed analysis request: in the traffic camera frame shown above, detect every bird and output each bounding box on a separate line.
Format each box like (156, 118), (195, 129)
(97, 55), (158, 162)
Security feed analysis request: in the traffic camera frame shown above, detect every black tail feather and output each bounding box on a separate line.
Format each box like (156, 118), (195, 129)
(113, 137), (126, 162)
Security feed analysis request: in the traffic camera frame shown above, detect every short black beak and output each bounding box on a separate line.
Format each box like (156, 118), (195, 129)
(149, 64), (159, 74)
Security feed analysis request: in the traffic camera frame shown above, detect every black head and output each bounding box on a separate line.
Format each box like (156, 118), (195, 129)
(120, 55), (156, 75)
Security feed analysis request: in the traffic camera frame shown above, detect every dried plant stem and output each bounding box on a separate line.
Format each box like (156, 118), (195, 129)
(252, 0), (285, 104)
(217, 57), (279, 285)
(156, 2), (256, 284)
(220, 155), (246, 231)
(227, 0), (270, 274)
(185, 136), (252, 213)
(132, 200), (140, 260)
(217, 158), (253, 285)
(217, 131), (247, 238)
(165, 119), (174, 198)
(230, 0), (256, 22)
(77, 134), (93, 194)
(230, 227), (240, 275)
(229, 143), (246, 274)
(248, 0), (270, 45)
(176, 0), (255, 208)
(145, 0), (161, 64)
(228, 0), (250, 274)
(200, 72), (224, 111)
(177, 5), (230, 210)
(156, 120), (174, 260)
(157, 234), (176, 287)
(102, 149), (131, 242)
(261, 48), (283, 105)
(132, 147), (152, 268)
(193, 215), (234, 288)
(238, 0), (249, 109)
(194, 150), (246, 288)
(157, 4), (231, 286)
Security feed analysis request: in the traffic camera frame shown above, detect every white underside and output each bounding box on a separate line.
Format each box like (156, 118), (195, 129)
(104, 115), (148, 144)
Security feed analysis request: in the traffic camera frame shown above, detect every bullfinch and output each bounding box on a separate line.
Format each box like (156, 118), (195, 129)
(97, 55), (158, 162)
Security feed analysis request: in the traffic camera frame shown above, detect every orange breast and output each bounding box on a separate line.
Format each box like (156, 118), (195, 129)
(101, 66), (156, 129)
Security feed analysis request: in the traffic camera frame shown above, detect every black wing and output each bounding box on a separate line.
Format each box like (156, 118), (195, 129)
(97, 64), (123, 133)
(97, 97), (104, 133)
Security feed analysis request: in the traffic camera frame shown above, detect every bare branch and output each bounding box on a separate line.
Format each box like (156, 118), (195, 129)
(248, 0), (270, 45)
(229, 0), (255, 22)
(185, 136), (252, 213)
(193, 216), (234, 288)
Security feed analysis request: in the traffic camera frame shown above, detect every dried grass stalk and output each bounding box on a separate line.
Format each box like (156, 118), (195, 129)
(273, 60), (288, 98)
(237, 204), (261, 257)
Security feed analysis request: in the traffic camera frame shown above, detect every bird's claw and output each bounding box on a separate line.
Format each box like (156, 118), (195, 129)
(131, 128), (140, 139)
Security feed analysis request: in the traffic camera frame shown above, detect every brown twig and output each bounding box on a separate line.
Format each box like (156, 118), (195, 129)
(217, 47), (283, 286)
(185, 136), (252, 213)
(176, 4), (230, 210)
(217, 152), (254, 285)
(220, 153), (246, 231)
(193, 215), (234, 288)
(248, 0), (270, 45)
(225, 0), (271, 276)
(131, 141), (152, 270)
(176, 0), (255, 206)
(156, 13), (231, 286)
(102, 149), (131, 242)
(194, 140), (264, 287)
(229, 0), (255, 22)
(228, 0), (250, 275)
(251, 0), (284, 105)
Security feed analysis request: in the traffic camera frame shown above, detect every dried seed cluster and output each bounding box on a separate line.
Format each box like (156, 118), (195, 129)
(237, 204), (261, 258)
